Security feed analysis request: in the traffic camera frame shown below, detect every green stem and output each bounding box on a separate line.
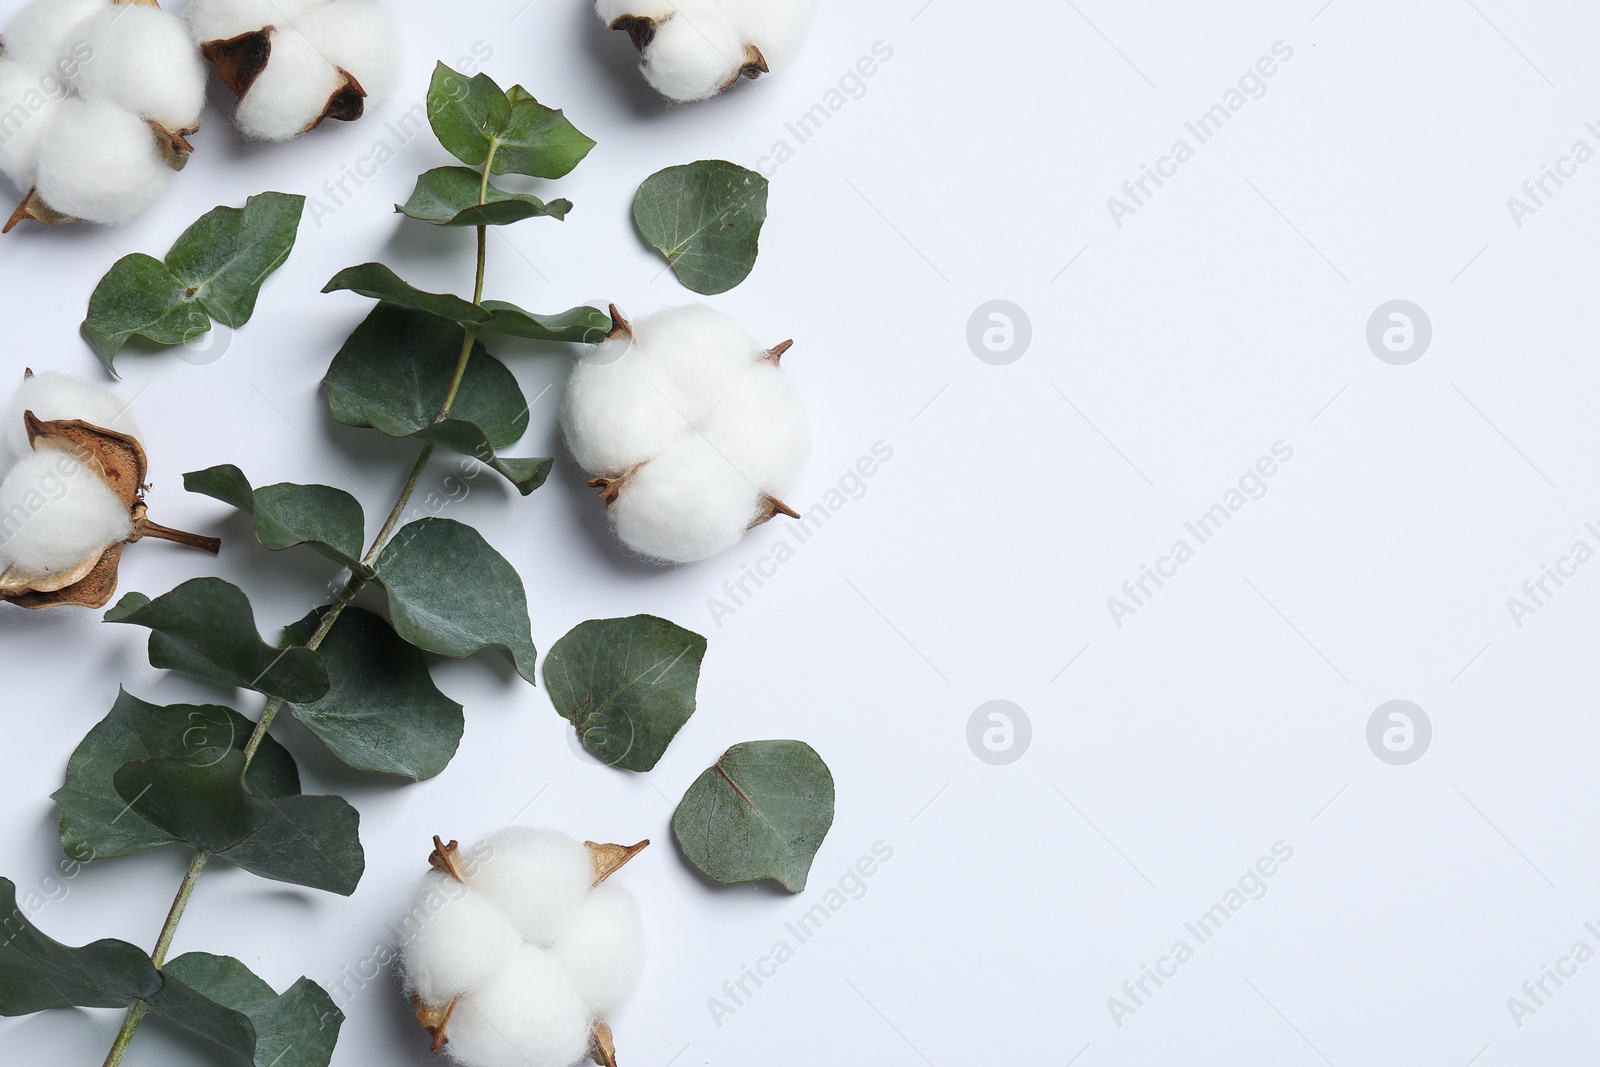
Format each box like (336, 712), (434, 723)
(99, 152), (500, 1067)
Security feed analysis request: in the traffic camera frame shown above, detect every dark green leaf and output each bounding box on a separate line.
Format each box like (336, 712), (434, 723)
(0, 878), (161, 1015)
(184, 465), (366, 571)
(281, 607), (464, 780)
(53, 689), (300, 860)
(544, 616), (706, 772)
(105, 578), (330, 703)
(426, 62), (510, 168)
(164, 192), (306, 327)
(373, 518), (538, 683)
(80, 253), (211, 374)
(496, 86), (595, 179)
(672, 740), (835, 892)
(425, 64), (594, 179)
(322, 264), (489, 324)
(634, 160), (769, 295)
(114, 749), (364, 895)
(482, 300), (613, 344)
(397, 167), (571, 227)
(148, 953), (341, 1067)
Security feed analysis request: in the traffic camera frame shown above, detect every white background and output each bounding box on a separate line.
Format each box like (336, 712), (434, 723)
(3, 0), (1599, 1064)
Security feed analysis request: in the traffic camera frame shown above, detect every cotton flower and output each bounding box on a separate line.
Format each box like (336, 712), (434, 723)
(185, 0), (399, 142)
(596, 0), (815, 102)
(403, 831), (648, 1067)
(0, 0), (205, 229)
(561, 305), (810, 565)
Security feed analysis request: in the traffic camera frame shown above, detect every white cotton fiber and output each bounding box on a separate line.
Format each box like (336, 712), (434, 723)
(639, 305), (758, 416)
(447, 945), (593, 1067)
(34, 98), (171, 224)
(640, 0), (744, 102)
(1, 0), (110, 67)
(182, 0), (324, 45)
(402, 872), (522, 1007)
(699, 364), (810, 494)
(296, 0), (399, 98)
(6, 372), (143, 457)
(72, 6), (207, 130)
(595, 0), (679, 26)
(0, 59), (62, 187)
(562, 336), (693, 477)
(715, 0), (816, 67)
(0, 451), (129, 578)
(232, 25), (344, 141)
(612, 434), (760, 564)
(549, 884), (645, 1017)
(468, 828), (594, 946)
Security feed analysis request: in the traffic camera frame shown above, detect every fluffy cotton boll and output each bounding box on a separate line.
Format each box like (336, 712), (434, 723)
(638, 305), (759, 416)
(468, 828), (594, 946)
(182, 0), (324, 45)
(6, 372), (143, 458)
(402, 872), (522, 1008)
(0, 60), (63, 187)
(562, 339), (694, 476)
(34, 99), (171, 224)
(296, 0), (400, 99)
(612, 435), (760, 564)
(640, 0), (744, 102)
(715, 0), (815, 67)
(698, 365), (810, 494)
(549, 884), (645, 1017)
(1, 0), (110, 65)
(0, 452), (130, 578)
(71, 7), (207, 130)
(232, 26), (344, 141)
(447, 945), (593, 1067)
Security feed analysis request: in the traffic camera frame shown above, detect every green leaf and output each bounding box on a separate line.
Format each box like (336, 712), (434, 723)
(53, 689), (300, 861)
(671, 740), (835, 892)
(80, 192), (306, 374)
(184, 465), (366, 571)
(0, 878), (161, 1015)
(148, 953), (341, 1067)
(322, 264), (490, 324)
(114, 749), (364, 895)
(281, 607), (464, 781)
(105, 578), (330, 704)
(426, 64), (595, 179)
(373, 518), (538, 683)
(80, 253), (211, 374)
(634, 160), (769, 295)
(398, 167), (571, 227)
(164, 192), (307, 327)
(544, 616), (706, 772)
(482, 300), (613, 344)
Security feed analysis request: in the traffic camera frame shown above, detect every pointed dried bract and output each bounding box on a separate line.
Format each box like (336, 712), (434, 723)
(749, 495), (800, 529)
(591, 1021), (619, 1067)
(319, 69), (368, 126)
(150, 121), (197, 170)
(586, 840), (649, 885)
(202, 29), (272, 96)
(413, 992), (459, 1054)
(428, 836), (469, 883)
(4, 189), (77, 233)
(606, 304), (633, 341)
(763, 339), (794, 365)
(2, 544), (126, 610)
(610, 14), (659, 50)
(25, 412), (146, 506)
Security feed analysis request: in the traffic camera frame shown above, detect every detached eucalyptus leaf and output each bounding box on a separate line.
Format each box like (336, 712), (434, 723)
(105, 578), (331, 704)
(282, 607), (465, 781)
(373, 518), (538, 683)
(544, 615), (706, 772)
(185, 465), (366, 571)
(81, 192), (306, 374)
(482, 300), (613, 344)
(672, 740), (835, 892)
(634, 160), (768, 295)
(398, 167), (572, 227)
(427, 64), (595, 180)
(322, 264), (489, 324)
(114, 748), (365, 896)
(147, 953), (342, 1067)
(0, 878), (161, 1015)
(54, 689), (300, 861)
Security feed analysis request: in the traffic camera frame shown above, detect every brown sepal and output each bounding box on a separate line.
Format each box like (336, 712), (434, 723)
(317, 69), (367, 126)
(413, 993), (459, 1054)
(606, 304), (632, 341)
(4, 189), (77, 233)
(586, 839), (649, 886)
(26, 412), (146, 507)
(610, 15), (659, 51)
(763, 339), (794, 365)
(201, 29), (272, 97)
(150, 121), (198, 171)
(586, 463), (642, 509)
(749, 495), (801, 529)
(428, 836), (469, 883)
(591, 1021), (619, 1067)
(739, 44), (769, 80)
(0, 544), (124, 609)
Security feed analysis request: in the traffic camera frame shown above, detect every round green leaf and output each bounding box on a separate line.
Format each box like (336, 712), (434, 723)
(398, 166), (571, 227)
(148, 953), (342, 1067)
(634, 160), (769, 295)
(184, 464), (366, 570)
(0, 878), (161, 1015)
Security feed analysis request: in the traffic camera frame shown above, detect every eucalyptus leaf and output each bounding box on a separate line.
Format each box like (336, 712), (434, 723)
(398, 167), (571, 227)
(184, 465), (366, 571)
(672, 740), (835, 892)
(496, 86), (595, 179)
(426, 63), (510, 169)
(282, 607), (464, 781)
(634, 160), (768, 295)
(0, 878), (161, 1015)
(105, 578), (330, 704)
(148, 953), (342, 1067)
(54, 689), (300, 861)
(81, 192), (306, 374)
(114, 749), (364, 896)
(544, 616), (706, 772)
(373, 518), (538, 683)
(426, 64), (595, 180)
(482, 300), (613, 344)
(322, 264), (489, 324)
